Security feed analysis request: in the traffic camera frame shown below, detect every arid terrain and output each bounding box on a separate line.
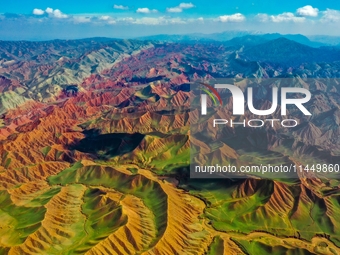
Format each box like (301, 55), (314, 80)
(1, 37), (340, 254)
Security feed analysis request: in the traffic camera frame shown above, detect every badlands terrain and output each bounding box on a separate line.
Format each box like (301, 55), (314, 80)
(0, 36), (340, 254)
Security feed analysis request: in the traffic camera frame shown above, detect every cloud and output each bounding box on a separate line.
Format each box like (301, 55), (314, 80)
(116, 16), (187, 25)
(321, 9), (340, 22)
(136, 8), (158, 14)
(73, 16), (91, 23)
(271, 12), (305, 22)
(45, 7), (68, 18)
(167, 7), (183, 13)
(113, 4), (128, 10)
(33, 9), (45, 15)
(256, 12), (305, 23)
(167, 17), (187, 24)
(218, 13), (246, 22)
(99, 15), (110, 20)
(255, 13), (269, 22)
(53, 10), (68, 19)
(166, 2), (195, 13)
(133, 17), (166, 25)
(296, 5), (319, 17)
(179, 3), (195, 9)
(45, 8), (53, 14)
(99, 15), (116, 24)
(120, 17), (134, 23)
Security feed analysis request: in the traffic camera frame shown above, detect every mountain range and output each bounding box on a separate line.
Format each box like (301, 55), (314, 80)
(1, 35), (340, 254)
(137, 31), (340, 47)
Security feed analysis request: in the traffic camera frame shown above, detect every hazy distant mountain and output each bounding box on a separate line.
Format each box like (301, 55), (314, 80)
(241, 37), (340, 66)
(307, 35), (340, 45)
(223, 34), (324, 48)
(226, 33), (326, 47)
(137, 31), (259, 42)
(138, 31), (326, 48)
(259, 33), (324, 47)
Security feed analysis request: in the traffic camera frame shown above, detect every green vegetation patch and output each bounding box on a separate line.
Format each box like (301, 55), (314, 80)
(72, 187), (127, 253)
(207, 236), (224, 255)
(0, 190), (51, 246)
(48, 163), (168, 248)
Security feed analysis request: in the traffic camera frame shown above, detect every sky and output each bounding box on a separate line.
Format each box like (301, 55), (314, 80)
(1, 0), (340, 40)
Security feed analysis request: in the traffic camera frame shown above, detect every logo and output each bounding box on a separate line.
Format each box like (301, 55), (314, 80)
(197, 82), (223, 114)
(198, 83), (312, 128)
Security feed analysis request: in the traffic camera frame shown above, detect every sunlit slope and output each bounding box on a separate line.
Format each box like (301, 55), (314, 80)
(0, 162), (211, 255)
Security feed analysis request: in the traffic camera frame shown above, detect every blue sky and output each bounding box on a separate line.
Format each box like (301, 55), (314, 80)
(1, 1), (340, 40)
